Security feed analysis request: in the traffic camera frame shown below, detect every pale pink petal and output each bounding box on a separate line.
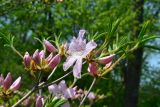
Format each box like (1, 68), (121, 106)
(88, 62), (98, 76)
(73, 59), (82, 78)
(10, 77), (21, 91)
(83, 41), (97, 57)
(98, 54), (115, 64)
(65, 88), (75, 99)
(63, 56), (77, 71)
(48, 84), (59, 95)
(58, 80), (67, 92)
(104, 61), (112, 69)
(78, 29), (86, 39)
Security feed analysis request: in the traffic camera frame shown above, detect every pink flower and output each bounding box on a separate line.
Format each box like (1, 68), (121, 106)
(88, 62), (98, 76)
(44, 40), (57, 53)
(63, 30), (97, 78)
(48, 80), (75, 99)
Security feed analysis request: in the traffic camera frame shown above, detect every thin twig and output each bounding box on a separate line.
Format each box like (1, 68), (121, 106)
(39, 71), (72, 89)
(11, 46), (23, 59)
(79, 78), (96, 107)
(12, 87), (36, 107)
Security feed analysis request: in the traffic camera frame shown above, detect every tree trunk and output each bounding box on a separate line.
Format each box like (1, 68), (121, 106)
(124, 0), (144, 107)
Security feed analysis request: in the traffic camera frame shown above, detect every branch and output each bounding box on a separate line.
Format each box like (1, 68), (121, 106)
(79, 78), (96, 107)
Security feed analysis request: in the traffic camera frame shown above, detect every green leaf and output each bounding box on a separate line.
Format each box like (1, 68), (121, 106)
(144, 45), (160, 51)
(138, 21), (150, 40)
(140, 35), (160, 44)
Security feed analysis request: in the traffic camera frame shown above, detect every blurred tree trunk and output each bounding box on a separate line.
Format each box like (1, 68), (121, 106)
(124, 0), (144, 107)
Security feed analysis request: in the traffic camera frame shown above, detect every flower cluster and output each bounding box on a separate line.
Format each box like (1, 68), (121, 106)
(23, 40), (61, 75)
(12, 29), (116, 107)
(0, 73), (21, 97)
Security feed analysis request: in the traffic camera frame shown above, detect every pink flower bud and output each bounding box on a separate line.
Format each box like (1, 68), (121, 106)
(3, 73), (12, 90)
(24, 52), (31, 68)
(10, 77), (21, 91)
(48, 54), (61, 69)
(98, 54), (115, 64)
(0, 74), (4, 86)
(44, 40), (57, 53)
(36, 96), (43, 107)
(87, 92), (96, 101)
(33, 49), (40, 64)
(39, 50), (45, 59)
(88, 62), (98, 76)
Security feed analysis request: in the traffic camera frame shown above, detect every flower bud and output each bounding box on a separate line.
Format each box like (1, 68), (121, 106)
(32, 49), (40, 64)
(88, 62), (98, 76)
(87, 92), (96, 101)
(39, 50), (45, 59)
(24, 52), (31, 68)
(3, 73), (12, 90)
(48, 54), (61, 69)
(44, 40), (57, 53)
(98, 54), (115, 64)
(10, 77), (21, 91)
(36, 96), (43, 107)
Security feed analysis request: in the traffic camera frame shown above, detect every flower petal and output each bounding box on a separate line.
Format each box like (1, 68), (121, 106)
(36, 96), (43, 107)
(48, 84), (59, 95)
(83, 41), (97, 57)
(58, 80), (67, 92)
(88, 62), (98, 76)
(48, 54), (61, 70)
(10, 76), (21, 91)
(3, 73), (12, 90)
(73, 58), (82, 78)
(78, 29), (86, 39)
(63, 56), (77, 71)
(98, 54), (115, 64)
(44, 40), (57, 52)
(65, 88), (75, 99)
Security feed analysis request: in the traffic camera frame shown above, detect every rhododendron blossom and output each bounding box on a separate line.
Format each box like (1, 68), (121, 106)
(48, 80), (75, 99)
(63, 30), (97, 78)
